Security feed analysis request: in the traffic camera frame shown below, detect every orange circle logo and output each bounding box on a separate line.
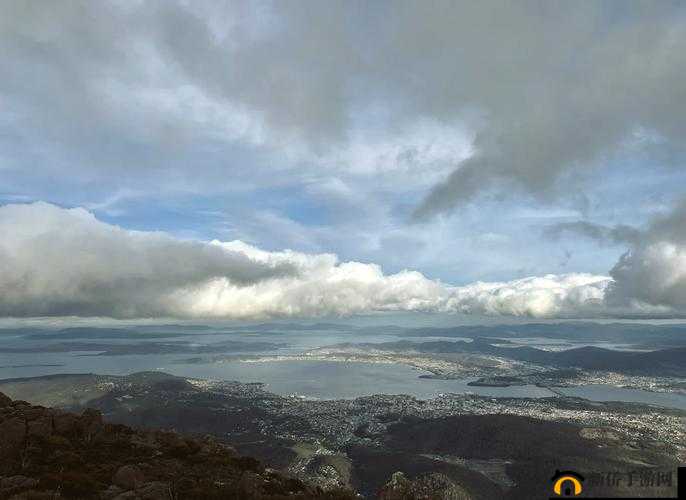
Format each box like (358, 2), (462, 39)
(551, 470), (585, 496)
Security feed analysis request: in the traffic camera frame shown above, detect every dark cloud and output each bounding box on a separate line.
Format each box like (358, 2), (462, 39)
(3, 1), (685, 214)
(408, 1), (686, 216)
(543, 221), (641, 245)
(606, 199), (686, 312)
(0, 202), (295, 317)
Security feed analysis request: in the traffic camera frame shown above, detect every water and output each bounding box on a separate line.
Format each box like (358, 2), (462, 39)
(559, 384), (686, 410)
(169, 360), (557, 400)
(1, 327), (685, 409)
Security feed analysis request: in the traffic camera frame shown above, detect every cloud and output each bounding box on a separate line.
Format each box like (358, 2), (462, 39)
(0, 202), (293, 317)
(543, 221), (641, 246)
(3, 1), (685, 217)
(606, 199), (686, 313)
(8, 199), (686, 320)
(405, 1), (686, 217)
(11, 201), (686, 320)
(445, 274), (611, 318)
(0, 202), (615, 319)
(531, 198), (686, 317)
(4, 4), (686, 320)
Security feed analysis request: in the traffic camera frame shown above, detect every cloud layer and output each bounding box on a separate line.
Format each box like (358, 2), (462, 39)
(6, 202), (686, 319)
(3, 1), (685, 217)
(446, 274), (610, 318)
(3, 1), (686, 301)
(0, 202), (663, 320)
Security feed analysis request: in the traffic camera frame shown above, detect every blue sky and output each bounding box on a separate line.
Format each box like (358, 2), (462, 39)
(2, 138), (680, 285)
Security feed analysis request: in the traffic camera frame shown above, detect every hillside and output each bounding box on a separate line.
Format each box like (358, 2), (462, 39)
(0, 390), (353, 499)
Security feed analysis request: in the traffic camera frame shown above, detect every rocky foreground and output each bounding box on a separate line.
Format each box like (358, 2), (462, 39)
(0, 391), (355, 499)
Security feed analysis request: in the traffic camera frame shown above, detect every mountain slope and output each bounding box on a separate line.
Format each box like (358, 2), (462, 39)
(0, 390), (354, 499)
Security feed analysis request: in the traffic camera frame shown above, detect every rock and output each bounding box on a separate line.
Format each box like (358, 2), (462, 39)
(6, 490), (54, 500)
(81, 407), (103, 425)
(80, 408), (104, 439)
(102, 484), (125, 499)
(174, 476), (196, 492)
(238, 472), (263, 497)
(154, 431), (184, 449)
(19, 406), (47, 422)
(379, 471), (412, 499)
(0, 417), (26, 448)
(137, 481), (171, 500)
(113, 465), (145, 490)
(0, 391), (12, 407)
(379, 472), (472, 500)
(27, 417), (53, 439)
(112, 491), (140, 500)
(0, 475), (38, 489)
(52, 411), (80, 435)
(0, 394), (355, 499)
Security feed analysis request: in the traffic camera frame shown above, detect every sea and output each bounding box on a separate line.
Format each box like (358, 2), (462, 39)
(1, 324), (684, 410)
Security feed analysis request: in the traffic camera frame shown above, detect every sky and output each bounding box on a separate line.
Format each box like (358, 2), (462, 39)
(2, 1), (686, 321)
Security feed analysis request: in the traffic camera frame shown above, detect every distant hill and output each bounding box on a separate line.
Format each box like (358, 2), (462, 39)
(487, 345), (686, 376)
(358, 339), (686, 376)
(399, 322), (686, 347)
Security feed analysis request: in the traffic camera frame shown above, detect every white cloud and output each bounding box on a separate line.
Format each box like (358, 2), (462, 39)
(0, 202), (618, 320)
(608, 240), (686, 315)
(11, 202), (686, 320)
(446, 274), (611, 318)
